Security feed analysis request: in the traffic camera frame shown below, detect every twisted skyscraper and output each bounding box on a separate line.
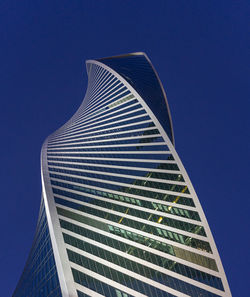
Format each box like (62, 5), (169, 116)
(13, 53), (231, 297)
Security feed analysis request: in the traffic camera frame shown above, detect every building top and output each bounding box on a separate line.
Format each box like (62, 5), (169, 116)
(95, 52), (175, 146)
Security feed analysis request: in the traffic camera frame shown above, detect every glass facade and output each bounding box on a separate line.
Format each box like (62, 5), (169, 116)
(97, 53), (174, 144)
(13, 198), (62, 297)
(14, 53), (231, 297)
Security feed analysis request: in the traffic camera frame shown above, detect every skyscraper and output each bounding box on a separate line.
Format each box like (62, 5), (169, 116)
(13, 53), (231, 297)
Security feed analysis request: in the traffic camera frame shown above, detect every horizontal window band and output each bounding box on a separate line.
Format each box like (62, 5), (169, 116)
(89, 73), (121, 95)
(88, 67), (112, 89)
(47, 158), (181, 173)
(87, 73), (117, 98)
(48, 136), (163, 150)
(88, 77), (122, 101)
(71, 264), (149, 297)
(86, 82), (129, 105)
(48, 164), (186, 186)
(63, 105), (145, 136)
(50, 92), (136, 141)
(48, 127), (160, 147)
(86, 79), (123, 107)
(58, 89), (132, 136)
(75, 283), (106, 297)
(54, 108), (147, 139)
(49, 114), (151, 141)
(48, 158), (176, 173)
(47, 153), (173, 162)
(88, 66), (108, 89)
(83, 85), (129, 114)
(67, 101), (141, 133)
(47, 143), (168, 152)
(52, 186), (199, 223)
(49, 172), (191, 198)
(54, 193), (205, 240)
(68, 246), (222, 297)
(86, 93), (135, 118)
(54, 198), (210, 252)
(69, 250), (186, 297)
(59, 215), (219, 276)
(48, 120), (154, 145)
(52, 181), (195, 214)
(88, 82), (126, 104)
(47, 136), (164, 150)
(72, 98), (138, 133)
(48, 121), (155, 145)
(48, 167), (188, 193)
(57, 206), (217, 269)
(54, 190), (200, 231)
(50, 175), (194, 208)
(47, 160), (182, 177)
(79, 86), (129, 119)
(62, 228), (224, 292)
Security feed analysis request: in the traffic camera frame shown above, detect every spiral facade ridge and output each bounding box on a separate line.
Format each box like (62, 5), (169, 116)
(13, 53), (231, 297)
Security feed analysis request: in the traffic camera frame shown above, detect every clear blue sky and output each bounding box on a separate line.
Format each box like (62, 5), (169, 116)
(1, 1), (249, 296)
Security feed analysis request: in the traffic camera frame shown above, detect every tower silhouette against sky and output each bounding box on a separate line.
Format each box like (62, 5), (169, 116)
(13, 53), (231, 297)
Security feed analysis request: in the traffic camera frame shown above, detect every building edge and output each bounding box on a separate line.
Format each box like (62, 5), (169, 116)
(41, 139), (77, 297)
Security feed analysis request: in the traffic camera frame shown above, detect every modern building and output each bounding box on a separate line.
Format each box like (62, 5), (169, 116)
(13, 53), (231, 297)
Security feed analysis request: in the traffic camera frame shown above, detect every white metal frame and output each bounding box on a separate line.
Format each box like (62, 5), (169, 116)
(40, 56), (231, 297)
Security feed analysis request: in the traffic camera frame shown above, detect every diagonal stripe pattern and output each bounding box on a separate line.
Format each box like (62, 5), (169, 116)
(14, 53), (232, 297)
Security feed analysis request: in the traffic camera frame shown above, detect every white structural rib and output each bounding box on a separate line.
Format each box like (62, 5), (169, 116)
(47, 159), (180, 175)
(48, 119), (153, 143)
(54, 196), (204, 240)
(52, 183), (195, 212)
(56, 204), (212, 259)
(63, 229), (224, 296)
(52, 192), (196, 224)
(58, 214), (219, 276)
(74, 283), (105, 297)
(50, 175), (192, 198)
(40, 56), (231, 297)
(47, 164), (185, 186)
(70, 262), (148, 297)
(68, 245), (192, 297)
(48, 126), (159, 146)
